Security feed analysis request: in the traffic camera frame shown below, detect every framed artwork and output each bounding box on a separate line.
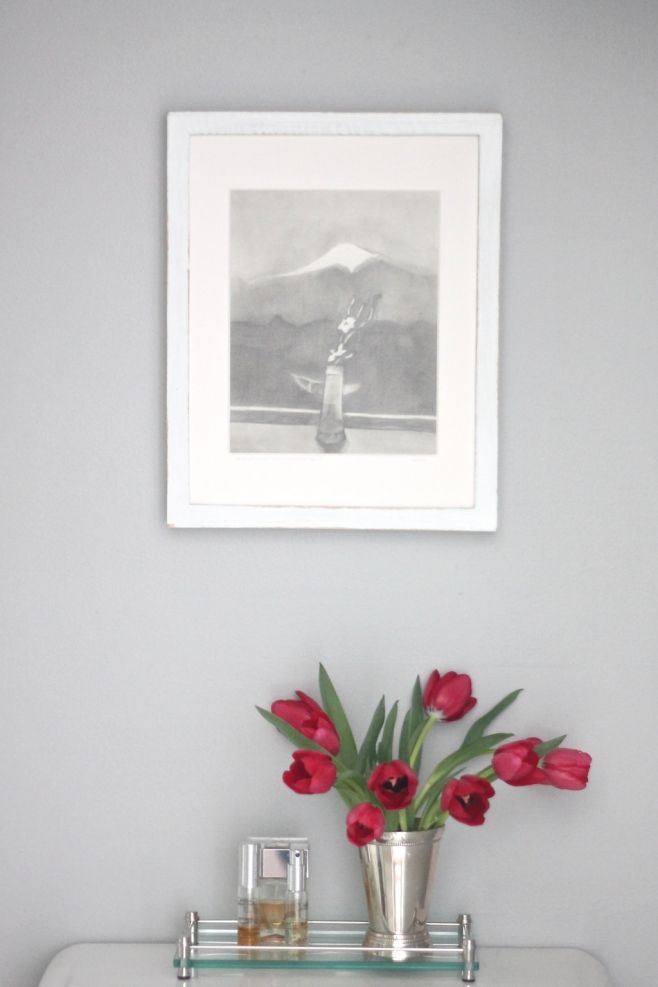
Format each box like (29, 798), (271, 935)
(167, 112), (502, 529)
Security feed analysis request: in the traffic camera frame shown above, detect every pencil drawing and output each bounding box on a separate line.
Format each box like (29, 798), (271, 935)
(229, 190), (439, 454)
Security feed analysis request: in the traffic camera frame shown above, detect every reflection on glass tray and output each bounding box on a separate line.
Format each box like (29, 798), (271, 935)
(174, 914), (478, 981)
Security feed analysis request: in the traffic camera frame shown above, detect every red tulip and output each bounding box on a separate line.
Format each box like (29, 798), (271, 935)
(367, 760), (418, 810)
(541, 748), (592, 790)
(492, 738), (547, 787)
(283, 750), (337, 794)
(345, 803), (385, 846)
(271, 690), (340, 755)
(440, 775), (495, 826)
(493, 739), (592, 791)
(422, 670), (477, 721)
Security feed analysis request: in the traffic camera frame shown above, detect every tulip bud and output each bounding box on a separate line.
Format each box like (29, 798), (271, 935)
(272, 690), (340, 755)
(345, 803), (385, 846)
(422, 670), (477, 721)
(283, 750), (337, 794)
(541, 748), (592, 790)
(493, 738), (547, 787)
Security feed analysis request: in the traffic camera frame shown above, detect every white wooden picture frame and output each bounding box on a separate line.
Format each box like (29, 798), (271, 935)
(167, 112), (502, 530)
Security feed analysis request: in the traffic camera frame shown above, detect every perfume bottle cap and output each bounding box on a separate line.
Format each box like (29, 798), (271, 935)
(261, 846), (290, 879)
(287, 848), (308, 892)
(239, 841), (259, 890)
(244, 837), (309, 879)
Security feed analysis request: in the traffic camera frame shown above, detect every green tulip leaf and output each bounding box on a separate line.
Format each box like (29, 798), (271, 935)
(333, 777), (360, 809)
(256, 706), (326, 754)
(534, 735), (566, 756)
(398, 708), (412, 762)
(410, 675), (424, 734)
(420, 807), (449, 831)
(377, 701), (399, 763)
(407, 718), (430, 772)
(411, 677), (425, 771)
(461, 689), (523, 748)
(413, 731), (514, 813)
(318, 663), (358, 768)
(357, 695), (386, 776)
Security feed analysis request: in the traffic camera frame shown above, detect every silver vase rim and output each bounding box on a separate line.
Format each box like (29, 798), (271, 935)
(365, 828), (444, 848)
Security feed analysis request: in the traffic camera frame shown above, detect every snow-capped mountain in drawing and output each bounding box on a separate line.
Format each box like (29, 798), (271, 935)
(254, 243), (380, 280)
(233, 242), (436, 325)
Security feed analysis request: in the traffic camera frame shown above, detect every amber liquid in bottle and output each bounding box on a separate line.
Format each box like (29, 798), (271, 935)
(237, 923), (260, 946)
(237, 894), (260, 953)
(257, 895), (287, 944)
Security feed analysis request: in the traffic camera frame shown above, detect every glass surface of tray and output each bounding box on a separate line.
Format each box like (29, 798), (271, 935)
(174, 917), (479, 978)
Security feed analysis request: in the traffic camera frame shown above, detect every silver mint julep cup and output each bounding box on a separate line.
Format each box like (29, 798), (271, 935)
(358, 828), (443, 958)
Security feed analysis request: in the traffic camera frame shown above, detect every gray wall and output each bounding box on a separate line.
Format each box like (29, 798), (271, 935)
(1, 2), (657, 985)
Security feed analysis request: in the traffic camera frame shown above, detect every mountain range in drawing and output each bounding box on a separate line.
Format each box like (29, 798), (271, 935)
(230, 242), (437, 420)
(231, 242), (437, 326)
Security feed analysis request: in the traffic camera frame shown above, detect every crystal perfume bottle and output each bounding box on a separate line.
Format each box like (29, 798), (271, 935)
(237, 838), (309, 946)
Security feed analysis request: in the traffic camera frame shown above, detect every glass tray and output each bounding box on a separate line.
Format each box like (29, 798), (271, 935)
(174, 914), (478, 981)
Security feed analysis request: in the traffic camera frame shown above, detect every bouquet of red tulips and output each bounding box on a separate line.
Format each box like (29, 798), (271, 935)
(257, 664), (591, 846)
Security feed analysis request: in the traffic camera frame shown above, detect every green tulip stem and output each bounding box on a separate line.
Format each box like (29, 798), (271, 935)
(334, 769), (372, 806)
(478, 764), (497, 782)
(333, 756), (350, 773)
(334, 787), (356, 809)
(339, 777), (366, 799)
(419, 802), (449, 830)
(399, 808), (411, 831)
(408, 712), (440, 770)
(418, 799), (440, 830)
(410, 732), (512, 816)
(412, 766), (450, 814)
